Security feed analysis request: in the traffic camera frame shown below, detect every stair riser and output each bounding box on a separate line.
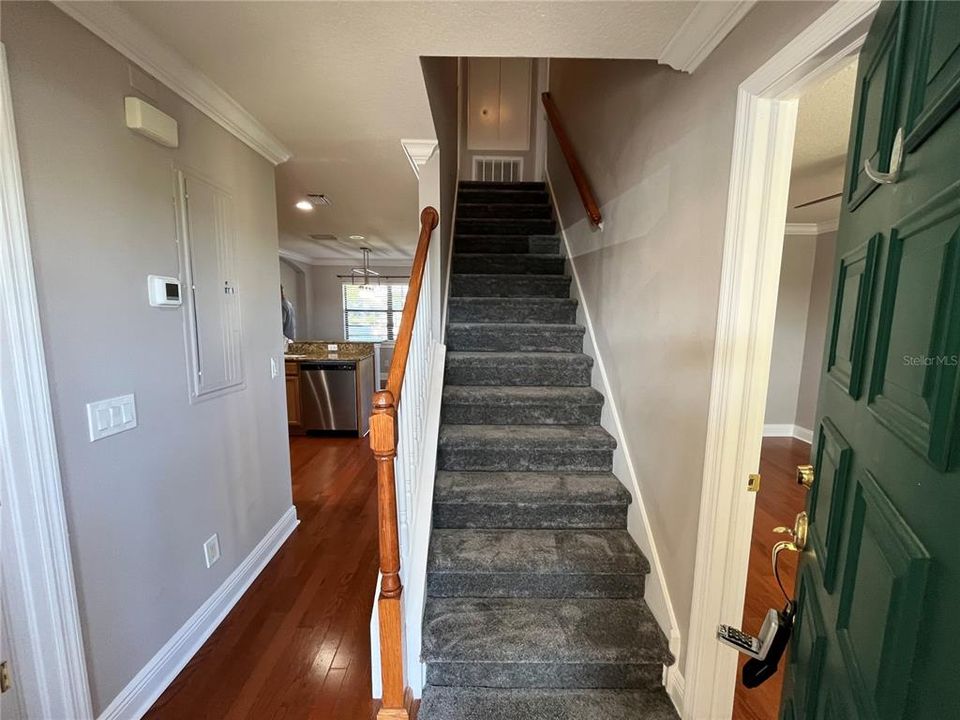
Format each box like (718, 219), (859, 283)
(458, 204), (553, 219)
(455, 235), (560, 255)
(456, 218), (557, 235)
(432, 503), (628, 530)
(452, 275), (571, 298)
(444, 361), (591, 387)
(449, 299), (576, 325)
(457, 190), (550, 205)
(446, 327), (584, 353)
(427, 572), (644, 600)
(425, 662), (663, 690)
(442, 403), (601, 425)
(438, 448), (612, 473)
(453, 255), (565, 275)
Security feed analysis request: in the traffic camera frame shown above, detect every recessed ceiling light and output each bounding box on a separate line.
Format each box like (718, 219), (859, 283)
(295, 200), (313, 211)
(349, 234), (365, 240)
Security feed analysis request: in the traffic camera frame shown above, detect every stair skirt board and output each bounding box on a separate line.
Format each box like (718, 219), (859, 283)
(419, 181), (677, 719)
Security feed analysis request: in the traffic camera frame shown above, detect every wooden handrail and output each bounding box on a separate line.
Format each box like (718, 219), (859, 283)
(541, 92), (602, 228)
(369, 205), (439, 720)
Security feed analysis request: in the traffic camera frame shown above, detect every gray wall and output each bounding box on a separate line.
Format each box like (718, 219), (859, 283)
(306, 263), (412, 340)
(765, 234), (817, 427)
(545, 0), (832, 667)
(796, 231), (837, 431)
(3, 3), (292, 712)
(421, 56), (460, 311)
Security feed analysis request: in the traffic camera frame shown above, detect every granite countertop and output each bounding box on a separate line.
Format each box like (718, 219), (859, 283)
(285, 341), (375, 362)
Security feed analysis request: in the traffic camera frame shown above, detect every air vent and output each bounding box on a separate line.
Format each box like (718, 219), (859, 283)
(306, 193), (333, 207)
(473, 156), (523, 182)
(308, 233), (339, 242)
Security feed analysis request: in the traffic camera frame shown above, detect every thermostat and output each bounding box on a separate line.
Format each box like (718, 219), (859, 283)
(148, 275), (182, 307)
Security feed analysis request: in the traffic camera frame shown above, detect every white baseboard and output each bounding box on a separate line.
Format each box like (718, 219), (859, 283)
(97, 505), (299, 720)
(763, 423), (813, 443)
(665, 665), (686, 715)
(544, 171), (682, 683)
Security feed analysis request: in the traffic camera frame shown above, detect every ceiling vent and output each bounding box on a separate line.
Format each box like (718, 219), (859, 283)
(308, 233), (339, 243)
(306, 193), (332, 207)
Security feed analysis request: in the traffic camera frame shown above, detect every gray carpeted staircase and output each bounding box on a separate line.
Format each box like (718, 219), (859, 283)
(419, 181), (678, 719)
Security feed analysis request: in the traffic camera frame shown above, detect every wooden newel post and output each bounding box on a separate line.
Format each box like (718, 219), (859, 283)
(370, 390), (410, 719)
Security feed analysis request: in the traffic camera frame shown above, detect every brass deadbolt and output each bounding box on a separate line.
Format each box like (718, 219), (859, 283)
(797, 464), (815, 489)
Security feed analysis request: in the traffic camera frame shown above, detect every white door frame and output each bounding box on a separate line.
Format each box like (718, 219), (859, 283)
(682, 3), (879, 718)
(0, 43), (94, 719)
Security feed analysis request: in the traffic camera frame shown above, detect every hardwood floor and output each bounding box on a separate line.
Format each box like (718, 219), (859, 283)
(145, 435), (381, 720)
(732, 437), (811, 720)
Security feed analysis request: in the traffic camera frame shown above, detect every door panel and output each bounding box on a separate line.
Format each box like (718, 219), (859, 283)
(781, 2), (960, 718)
(905, 1), (960, 150)
(835, 473), (930, 720)
(808, 419), (852, 592)
(826, 235), (879, 398)
(847, 3), (908, 209)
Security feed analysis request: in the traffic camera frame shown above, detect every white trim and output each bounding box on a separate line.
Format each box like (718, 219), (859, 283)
(545, 171), (682, 706)
(684, 3), (878, 718)
(278, 249), (413, 267)
(763, 423), (814, 444)
(277, 247), (318, 266)
(52, 1), (291, 166)
(659, 1), (758, 73)
(533, 58), (550, 181)
(666, 666), (686, 714)
(401, 139), (439, 179)
(0, 42), (94, 720)
(471, 155), (524, 182)
(784, 218), (840, 236)
(97, 506), (298, 720)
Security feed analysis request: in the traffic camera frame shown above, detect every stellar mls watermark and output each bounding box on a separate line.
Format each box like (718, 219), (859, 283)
(903, 354), (960, 367)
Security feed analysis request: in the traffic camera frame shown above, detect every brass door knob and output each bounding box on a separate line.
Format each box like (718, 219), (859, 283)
(797, 464), (815, 489)
(773, 511), (808, 552)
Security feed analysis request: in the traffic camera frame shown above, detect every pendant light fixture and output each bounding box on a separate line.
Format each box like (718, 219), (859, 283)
(350, 247), (381, 289)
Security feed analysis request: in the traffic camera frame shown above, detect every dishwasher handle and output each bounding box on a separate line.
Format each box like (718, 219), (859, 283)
(301, 362), (356, 372)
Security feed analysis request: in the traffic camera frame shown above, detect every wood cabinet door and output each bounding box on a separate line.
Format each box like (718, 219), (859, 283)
(285, 374), (301, 426)
(780, 2), (960, 718)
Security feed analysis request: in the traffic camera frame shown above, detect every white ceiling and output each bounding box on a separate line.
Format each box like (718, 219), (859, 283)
(787, 57), (859, 225)
(116, 1), (716, 261)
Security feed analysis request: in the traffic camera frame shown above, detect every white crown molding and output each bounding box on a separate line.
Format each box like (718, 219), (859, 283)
(52, 1), (292, 166)
(659, 1), (757, 73)
(400, 139), (438, 179)
(784, 218), (840, 236)
(278, 247), (318, 266)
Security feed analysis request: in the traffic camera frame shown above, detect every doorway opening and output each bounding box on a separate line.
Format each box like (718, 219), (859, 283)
(732, 56), (859, 720)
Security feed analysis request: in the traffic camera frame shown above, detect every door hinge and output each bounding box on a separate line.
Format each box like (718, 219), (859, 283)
(1, 660), (12, 693)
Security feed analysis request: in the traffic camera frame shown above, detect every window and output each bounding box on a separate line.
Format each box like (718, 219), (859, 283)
(342, 283), (409, 342)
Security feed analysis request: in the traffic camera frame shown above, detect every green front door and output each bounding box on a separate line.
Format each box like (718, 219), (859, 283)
(780, 1), (960, 718)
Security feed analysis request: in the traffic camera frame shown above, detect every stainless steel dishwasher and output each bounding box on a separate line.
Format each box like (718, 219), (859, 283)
(300, 362), (358, 432)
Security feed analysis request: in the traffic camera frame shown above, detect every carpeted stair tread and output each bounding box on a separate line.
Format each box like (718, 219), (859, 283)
(448, 297), (577, 324)
(445, 351), (593, 387)
(456, 217), (557, 235)
(439, 424), (616, 450)
(457, 189), (550, 205)
(452, 253), (565, 275)
(447, 322), (585, 353)
(427, 528), (647, 599)
(442, 385), (602, 425)
(434, 471), (630, 506)
(459, 180), (546, 190)
(457, 203), (553, 219)
(454, 234), (560, 255)
(418, 686), (679, 720)
(451, 273), (571, 298)
(428, 528), (649, 576)
(421, 597), (673, 666)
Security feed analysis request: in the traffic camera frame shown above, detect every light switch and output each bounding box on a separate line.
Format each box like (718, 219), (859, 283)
(86, 394), (137, 442)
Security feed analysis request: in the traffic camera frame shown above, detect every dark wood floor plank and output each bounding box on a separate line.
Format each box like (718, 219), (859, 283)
(145, 435), (380, 720)
(733, 437), (810, 720)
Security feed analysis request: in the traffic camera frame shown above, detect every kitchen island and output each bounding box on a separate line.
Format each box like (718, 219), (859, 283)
(284, 342), (375, 436)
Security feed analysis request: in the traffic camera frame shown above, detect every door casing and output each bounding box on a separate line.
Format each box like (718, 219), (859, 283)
(683, 3), (880, 718)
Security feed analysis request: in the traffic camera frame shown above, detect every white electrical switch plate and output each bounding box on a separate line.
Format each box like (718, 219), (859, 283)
(203, 534), (221, 568)
(86, 394), (137, 442)
(327, 344), (339, 351)
(270, 357), (279, 379)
